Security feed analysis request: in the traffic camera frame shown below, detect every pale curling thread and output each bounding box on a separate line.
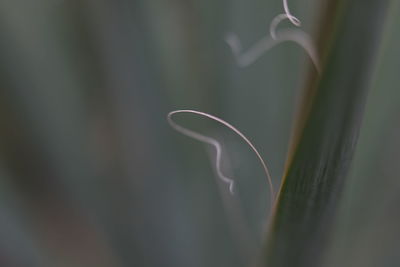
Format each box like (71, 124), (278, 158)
(167, 110), (275, 205)
(225, 28), (320, 72)
(270, 13), (299, 40)
(283, 0), (301, 26)
(226, 0), (320, 72)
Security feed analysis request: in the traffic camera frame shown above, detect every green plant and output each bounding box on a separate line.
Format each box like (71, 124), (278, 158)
(0, 0), (398, 266)
(263, 1), (393, 266)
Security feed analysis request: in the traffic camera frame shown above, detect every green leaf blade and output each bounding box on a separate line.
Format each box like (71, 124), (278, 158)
(263, 1), (393, 266)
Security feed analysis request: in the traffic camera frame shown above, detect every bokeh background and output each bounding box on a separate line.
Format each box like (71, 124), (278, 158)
(0, 0), (399, 266)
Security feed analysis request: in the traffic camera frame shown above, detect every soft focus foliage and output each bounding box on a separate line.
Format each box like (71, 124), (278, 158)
(0, 0), (398, 266)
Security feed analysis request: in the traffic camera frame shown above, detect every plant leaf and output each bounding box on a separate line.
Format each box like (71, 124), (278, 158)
(263, 1), (393, 266)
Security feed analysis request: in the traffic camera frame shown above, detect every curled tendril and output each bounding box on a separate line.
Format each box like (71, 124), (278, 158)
(283, 0), (301, 26)
(270, 13), (299, 40)
(225, 0), (320, 72)
(167, 110), (275, 206)
(225, 28), (320, 72)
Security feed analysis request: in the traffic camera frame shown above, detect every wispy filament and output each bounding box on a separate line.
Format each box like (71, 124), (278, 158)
(283, 0), (301, 26)
(167, 110), (275, 205)
(226, 28), (320, 72)
(225, 0), (320, 72)
(270, 13), (299, 40)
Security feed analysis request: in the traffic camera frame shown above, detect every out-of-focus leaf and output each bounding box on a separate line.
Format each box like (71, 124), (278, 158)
(324, 3), (400, 266)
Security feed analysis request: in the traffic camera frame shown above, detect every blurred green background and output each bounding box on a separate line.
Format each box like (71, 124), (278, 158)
(0, 0), (399, 266)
